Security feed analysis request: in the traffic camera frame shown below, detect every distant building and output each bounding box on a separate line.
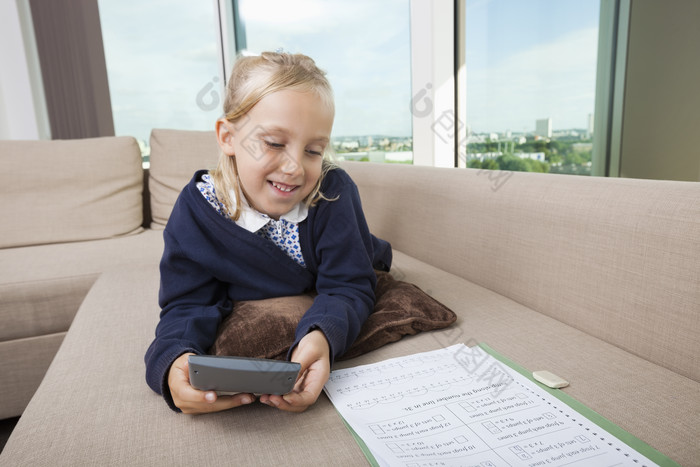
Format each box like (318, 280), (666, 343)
(517, 152), (546, 162)
(467, 134), (487, 144)
(338, 151), (368, 161)
(469, 152), (503, 162)
(535, 118), (552, 138)
(572, 143), (593, 152)
(587, 113), (594, 138)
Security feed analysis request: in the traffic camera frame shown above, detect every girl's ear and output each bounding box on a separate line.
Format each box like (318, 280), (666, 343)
(216, 119), (236, 156)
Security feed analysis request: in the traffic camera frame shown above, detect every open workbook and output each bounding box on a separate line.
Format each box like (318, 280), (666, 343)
(323, 343), (678, 467)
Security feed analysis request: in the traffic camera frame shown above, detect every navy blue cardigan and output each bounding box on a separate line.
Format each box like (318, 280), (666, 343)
(145, 167), (392, 409)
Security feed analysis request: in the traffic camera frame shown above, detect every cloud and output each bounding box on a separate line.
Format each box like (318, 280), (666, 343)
(238, 0), (401, 36)
(466, 27), (599, 132)
(101, 0), (412, 139)
(238, 0), (412, 137)
(99, 0), (222, 140)
(177, 44), (219, 62)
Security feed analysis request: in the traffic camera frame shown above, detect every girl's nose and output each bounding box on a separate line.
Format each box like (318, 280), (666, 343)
(280, 151), (303, 176)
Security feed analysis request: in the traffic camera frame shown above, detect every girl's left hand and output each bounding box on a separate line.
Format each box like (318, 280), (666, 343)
(259, 330), (330, 412)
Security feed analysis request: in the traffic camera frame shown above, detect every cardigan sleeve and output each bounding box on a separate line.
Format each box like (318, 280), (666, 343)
(144, 227), (232, 411)
(291, 169), (392, 363)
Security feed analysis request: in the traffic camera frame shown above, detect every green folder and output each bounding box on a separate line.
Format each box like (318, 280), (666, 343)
(333, 342), (681, 467)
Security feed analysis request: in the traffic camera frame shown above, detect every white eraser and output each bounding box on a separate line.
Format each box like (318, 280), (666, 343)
(533, 370), (569, 389)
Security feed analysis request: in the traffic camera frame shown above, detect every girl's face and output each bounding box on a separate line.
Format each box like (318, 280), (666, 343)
(218, 90), (334, 220)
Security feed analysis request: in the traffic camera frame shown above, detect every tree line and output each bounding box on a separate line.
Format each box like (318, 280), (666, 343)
(466, 137), (593, 175)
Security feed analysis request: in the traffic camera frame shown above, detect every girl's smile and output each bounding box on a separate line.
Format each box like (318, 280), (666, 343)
(270, 181), (297, 193)
(217, 89), (334, 220)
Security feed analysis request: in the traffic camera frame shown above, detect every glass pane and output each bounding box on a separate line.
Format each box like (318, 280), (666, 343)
(98, 0), (221, 165)
(464, 0), (600, 175)
(237, 0), (413, 164)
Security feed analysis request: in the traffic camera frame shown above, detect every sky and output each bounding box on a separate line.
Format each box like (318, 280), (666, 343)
(238, 0), (412, 138)
(98, 0), (222, 144)
(465, 0), (600, 133)
(98, 0), (600, 144)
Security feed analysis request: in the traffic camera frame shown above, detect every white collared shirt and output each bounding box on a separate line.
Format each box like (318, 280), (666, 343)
(234, 189), (308, 233)
(196, 173), (308, 267)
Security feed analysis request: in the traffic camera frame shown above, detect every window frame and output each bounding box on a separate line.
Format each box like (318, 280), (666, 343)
(591, 0), (630, 177)
(408, 0), (456, 167)
(216, 0), (621, 170)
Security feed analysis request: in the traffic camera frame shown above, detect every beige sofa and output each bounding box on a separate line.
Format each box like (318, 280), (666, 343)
(1, 130), (698, 466)
(0, 136), (160, 420)
(0, 130), (219, 419)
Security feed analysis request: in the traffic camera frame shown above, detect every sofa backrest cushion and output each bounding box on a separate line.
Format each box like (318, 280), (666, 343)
(342, 161), (700, 383)
(149, 129), (219, 229)
(0, 136), (143, 248)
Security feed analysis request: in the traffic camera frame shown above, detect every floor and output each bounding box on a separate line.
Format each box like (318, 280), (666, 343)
(0, 417), (18, 453)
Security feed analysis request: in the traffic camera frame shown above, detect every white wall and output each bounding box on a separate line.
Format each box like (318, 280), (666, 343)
(0, 0), (49, 140)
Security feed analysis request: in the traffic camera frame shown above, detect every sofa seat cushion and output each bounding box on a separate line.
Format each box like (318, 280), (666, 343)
(0, 333), (65, 420)
(0, 136), (144, 248)
(0, 229), (164, 343)
(1, 251), (696, 466)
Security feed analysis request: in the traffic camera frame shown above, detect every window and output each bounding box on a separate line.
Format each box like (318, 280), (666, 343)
(232, 0), (413, 164)
(462, 0), (601, 175)
(98, 0), (222, 165)
(92, 0), (698, 180)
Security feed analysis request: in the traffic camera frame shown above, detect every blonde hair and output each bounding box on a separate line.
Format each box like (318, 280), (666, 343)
(210, 51), (337, 220)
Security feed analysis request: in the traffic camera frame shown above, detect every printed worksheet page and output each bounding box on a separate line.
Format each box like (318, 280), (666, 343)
(324, 344), (661, 467)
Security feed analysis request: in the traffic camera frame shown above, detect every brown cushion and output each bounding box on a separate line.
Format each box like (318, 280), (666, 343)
(210, 271), (457, 360)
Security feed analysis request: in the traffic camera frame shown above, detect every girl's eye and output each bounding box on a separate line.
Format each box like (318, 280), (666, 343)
(263, 140), (284, 150)
(306, 149), (323, 157)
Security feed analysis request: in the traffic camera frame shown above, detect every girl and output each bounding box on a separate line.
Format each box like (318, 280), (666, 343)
(145, 52), (392, 414)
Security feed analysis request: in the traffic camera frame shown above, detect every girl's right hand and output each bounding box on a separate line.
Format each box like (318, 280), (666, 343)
(167, 352), (256, 414)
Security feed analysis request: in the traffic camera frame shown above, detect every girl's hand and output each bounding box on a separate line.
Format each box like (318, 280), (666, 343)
(167, 352), (256, 414)
(259, 330), (331, 412)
